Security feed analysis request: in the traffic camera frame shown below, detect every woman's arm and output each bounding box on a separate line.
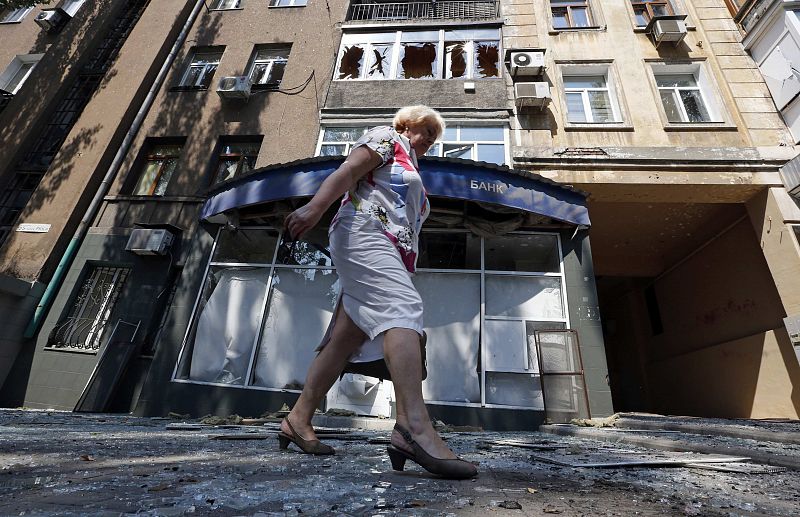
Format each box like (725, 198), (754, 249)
(284, 145), (383, 239)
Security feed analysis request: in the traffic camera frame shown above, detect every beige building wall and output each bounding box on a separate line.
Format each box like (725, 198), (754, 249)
(503, 0), (800, 418)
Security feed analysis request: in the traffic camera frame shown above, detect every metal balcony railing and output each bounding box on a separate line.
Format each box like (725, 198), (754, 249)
(347, 0), (499, 22)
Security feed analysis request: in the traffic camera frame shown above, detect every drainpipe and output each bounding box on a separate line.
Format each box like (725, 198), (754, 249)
(24, 0), (207, 338)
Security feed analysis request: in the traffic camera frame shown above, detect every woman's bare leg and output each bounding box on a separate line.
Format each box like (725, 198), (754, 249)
(384, 328), (457, 459)
(282, 304), (367, 441)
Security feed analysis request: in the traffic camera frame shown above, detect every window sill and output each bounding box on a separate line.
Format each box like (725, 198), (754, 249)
(169, 85), (210, 92)
(663, 122), (737, 131)
(549, 26), (605, 35)
(268, 5), (307, 8)
(209, 8), (245, 11)
(564, 123), (634, 131)
(0, 20), (24, 25)
(333, 77), (504, 82)
(633, 25), (696, 33)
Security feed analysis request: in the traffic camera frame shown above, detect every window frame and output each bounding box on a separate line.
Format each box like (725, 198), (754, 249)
(268, 0), (308, 7)
(177, 48), (224, 90)
(247, 45), (291, 90)
(550, 0), (597, 31)
(0, 7), (33, 23)
(0, 54), (43, 94)
(649, 61), (725, 126)
(557, 62), (628, 128)
(315, 123), (509, 165)
(60, 0), (87, 17)
(335, 28), (503, 81)
(630, 0), (674, 27)
(211, 137), (263, 185)
(210, 0), (244, 9)
(130, 140), (185, 196)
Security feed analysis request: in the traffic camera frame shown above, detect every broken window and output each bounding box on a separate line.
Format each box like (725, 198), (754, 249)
(337, 45), (365, 79)
(336, 28), (501, 81)
(397, 31), (439, 79)
(445, 42), (467, 79)
(367, 44), (392, 79)
(474, 41), (500, 78)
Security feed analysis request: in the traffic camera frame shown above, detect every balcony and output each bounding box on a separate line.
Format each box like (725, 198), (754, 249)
(346, 0), (500, 22)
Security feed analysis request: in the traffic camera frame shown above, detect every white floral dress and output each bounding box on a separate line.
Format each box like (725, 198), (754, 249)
(323, 126), (431, 362)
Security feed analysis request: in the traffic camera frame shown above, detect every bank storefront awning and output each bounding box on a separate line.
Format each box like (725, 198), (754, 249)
(200, 156), (590, 227)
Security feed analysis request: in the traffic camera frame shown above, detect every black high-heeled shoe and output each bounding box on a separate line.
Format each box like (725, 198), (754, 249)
(387, 424), (477, 479)
(277, 418), (335, 455)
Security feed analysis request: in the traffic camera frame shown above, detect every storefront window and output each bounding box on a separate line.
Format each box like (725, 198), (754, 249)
(176, 227), (570, 411)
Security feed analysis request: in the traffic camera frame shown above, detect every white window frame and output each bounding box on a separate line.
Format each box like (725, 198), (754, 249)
(650, 62), (722, 124)
(559, 64), (623, 125)
(210, 0), (244, 9)
(0, 7), (33, 23)
(0, 54), (43, 94)
(269, 0), (307, 7)
(179, 50), (223, 89)
(335, 28), (502, 81)
(315, 124), (509, 165)
(247, 46), (291, 88)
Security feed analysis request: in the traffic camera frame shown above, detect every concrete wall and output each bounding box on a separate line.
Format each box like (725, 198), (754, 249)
(644, 218), (800, 417)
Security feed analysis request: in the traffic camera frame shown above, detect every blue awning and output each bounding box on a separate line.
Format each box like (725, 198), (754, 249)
(200, 156), (590, 227)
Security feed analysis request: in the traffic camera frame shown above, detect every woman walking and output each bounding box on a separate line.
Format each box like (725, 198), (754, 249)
(280, 105), (477, 479)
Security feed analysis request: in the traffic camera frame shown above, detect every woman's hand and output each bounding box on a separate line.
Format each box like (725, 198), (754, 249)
(284, 202), (325, 240)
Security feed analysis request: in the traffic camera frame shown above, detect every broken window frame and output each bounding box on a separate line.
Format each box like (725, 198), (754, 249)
(335, 28), (502, 81)
(247, 45), (291, 89)
(650, 62), (722, 124)
(179, 50), (223, 89)
(424, 125), (507, 165)
(212, 138), (262, 185)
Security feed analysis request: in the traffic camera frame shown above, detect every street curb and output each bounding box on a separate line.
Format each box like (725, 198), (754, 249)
(539, 424), (800, 470)
(615, 417), (800, 446)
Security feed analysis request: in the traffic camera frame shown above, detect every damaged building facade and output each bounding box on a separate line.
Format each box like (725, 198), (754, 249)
(0, 0), (798, 428)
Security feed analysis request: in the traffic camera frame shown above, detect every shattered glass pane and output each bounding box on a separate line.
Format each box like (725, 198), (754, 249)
(474, 41), (500, 78)
(319, 144), (346, 156)
(366, 44), (392, 79)
(680, 90), (711, 122)
(398, 42), (437, 79)
(445, 41), (467, 79)
(660, 90), (683, 122)
(323, 127), (366, 142)
(444, 144), (472, 160)
(588, 90), (614, 122)
(338, 45), (364, 79)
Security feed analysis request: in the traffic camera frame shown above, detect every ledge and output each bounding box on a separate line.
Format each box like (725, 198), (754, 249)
(548, 26), (605, 35)
(103, 195), (206, 202)
(563, 124), (634, 132)
(663, 122), (738, 131)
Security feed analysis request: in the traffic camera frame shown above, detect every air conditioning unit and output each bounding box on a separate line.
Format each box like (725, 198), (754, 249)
(35, 8), (69, 33)
(125, 228), (175, 256)
(216, 76), (252, 99)
(514, 82), (551, 109)
(780, 152), (800, 199)
(509, 50), (545, 77)
(652, 18), (687, 45)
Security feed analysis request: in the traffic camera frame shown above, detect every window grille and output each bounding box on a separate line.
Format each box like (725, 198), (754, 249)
(0, 0), (149, 248)
(47, 266), (131, 352)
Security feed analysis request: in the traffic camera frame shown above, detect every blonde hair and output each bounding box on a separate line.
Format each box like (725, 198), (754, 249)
(393, 105), (446, 140)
